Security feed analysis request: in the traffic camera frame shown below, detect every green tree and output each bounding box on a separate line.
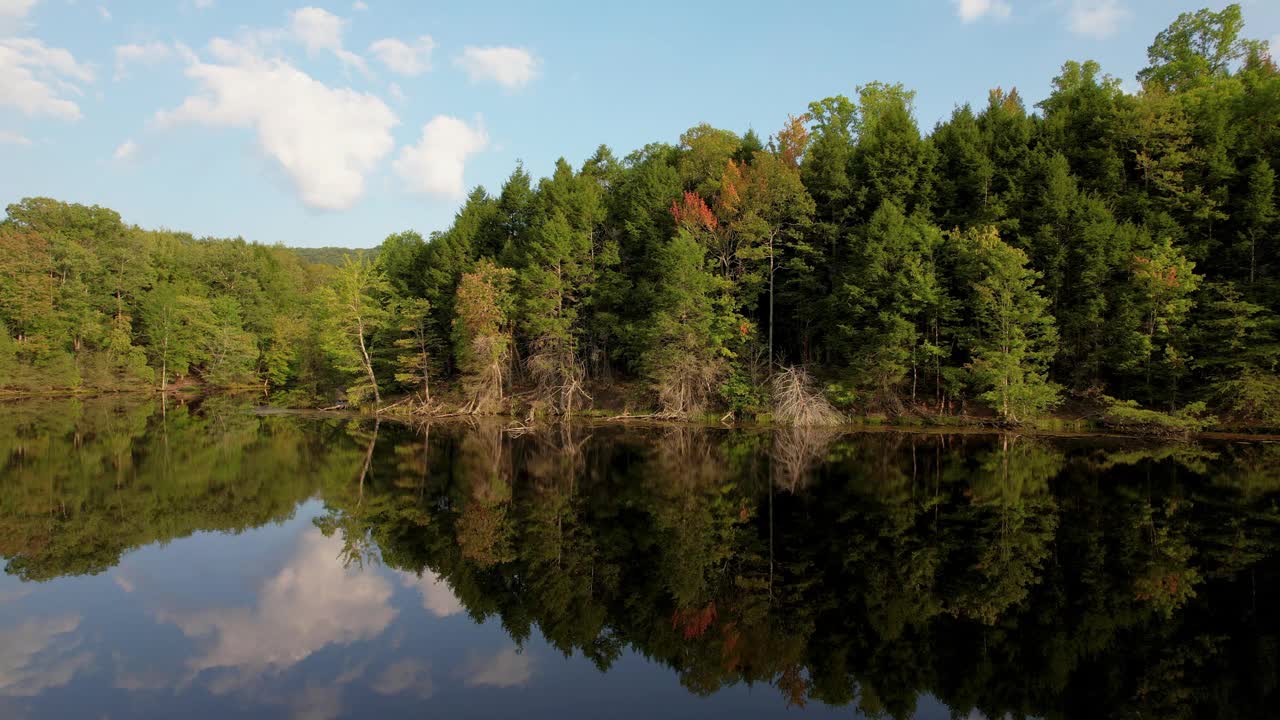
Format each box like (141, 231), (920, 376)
(392, 297), (434, 403)
(1138, 4), (1255, 93)
(140, 282), (208, 391)
(1238, 159), (1276, 284)
(833, 200), (947, 408)
(515, 158), (606, 414)
(320, 254), (391, 405)
(957, 227), (1061, 422)
(642, 229), (731, 417)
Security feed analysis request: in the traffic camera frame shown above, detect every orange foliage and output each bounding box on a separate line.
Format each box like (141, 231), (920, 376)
(775, 114), (811, 168)
(1134, 255), (1182, 288)
(671, 602), (717, 640)
(716, 160), (744, 217)
(777, 664), (809, 708)
(671, 191), (718, 232)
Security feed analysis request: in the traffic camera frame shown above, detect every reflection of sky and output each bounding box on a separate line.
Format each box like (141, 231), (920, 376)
(0, 499), (880, 719)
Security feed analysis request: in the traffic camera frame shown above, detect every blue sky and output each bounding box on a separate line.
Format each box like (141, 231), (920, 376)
(1, 0), (1278, 248)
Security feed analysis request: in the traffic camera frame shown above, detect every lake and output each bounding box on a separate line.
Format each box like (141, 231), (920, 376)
(0, 396), (1277, 719)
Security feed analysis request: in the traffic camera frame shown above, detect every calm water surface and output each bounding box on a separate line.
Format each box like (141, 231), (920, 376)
(1, 396), (1278, 719)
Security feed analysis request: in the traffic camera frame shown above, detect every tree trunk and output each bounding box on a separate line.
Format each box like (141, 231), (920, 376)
(357, 318), (381, 405)
(422, 345), (431, 404)
(768, 237), (775, 367)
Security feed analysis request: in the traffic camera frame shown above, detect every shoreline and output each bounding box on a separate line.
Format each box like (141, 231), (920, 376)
(4, 388), (1279, 443)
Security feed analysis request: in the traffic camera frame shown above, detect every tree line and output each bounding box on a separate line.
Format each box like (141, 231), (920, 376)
(2, 5), (1278, 426)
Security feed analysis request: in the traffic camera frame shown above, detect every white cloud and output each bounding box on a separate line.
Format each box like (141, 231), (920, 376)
(455, 46), (537, 89)
(155, 37), (397, 210)
(157, 529), (397, 678)
(393, 115), (487, 198)
(0, 0), (37, 20)
(400, 570), (463, 617)
(0, 130), (31, 145)
(353, 1), (368, 10)
(290, 6), (366, 73)
(0, 37), (94, 120)
(0, 615), (93, 696)
(372, 658), (432, 698)
(370, 35), (434, 76)
(953, 0), (1010, 23)
(97, 5), (109, 20)
(193, 0), (214, 8)
(113, 138), (137, 161)
(388, 80), (404, 102)
(114, 41), (172, 80)
(464, 647), (532, 688)
(1067, 0), (1128, 39)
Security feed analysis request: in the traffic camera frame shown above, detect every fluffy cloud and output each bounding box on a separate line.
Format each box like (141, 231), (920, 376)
(353, 1), (368, 10)
(0, 130), (31, 145)
(953, 0), (1010, 23)
(400, 569), (464, 617)
(290, 6), (366, 73)
(0, 38), (93, 120)
(0, 615), (93, 696)
(155, 37), (397, 210)
(455, 46), (537, 89)
(393, 115), (487, 198)
(157, 529), (397, 679)
(372, 658), (432, 698)
(1067, 0), (1128, 39)
(464, 647), (533, 688)
(0, 0), (37, 21)
(114, 41), (173, 80)
(97, 5), (109, 20)
(370, 35), (434, 76)
(113, 138), (138, 161)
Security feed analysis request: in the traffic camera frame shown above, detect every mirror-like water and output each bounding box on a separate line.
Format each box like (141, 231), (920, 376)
(1, 396), (1278, 719)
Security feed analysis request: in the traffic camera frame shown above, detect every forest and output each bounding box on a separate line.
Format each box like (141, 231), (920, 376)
(2, 5), (1278, 429)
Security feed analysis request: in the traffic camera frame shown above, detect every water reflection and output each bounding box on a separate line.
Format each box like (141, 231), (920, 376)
(157, 528), (398, 682)
(0, 396), (1278, 719)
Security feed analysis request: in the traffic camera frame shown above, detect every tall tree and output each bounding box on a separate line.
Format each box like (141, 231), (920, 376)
(956, 227), (1061, 422)
(320, 254), (391, 406)
(453, 260), (515, 413)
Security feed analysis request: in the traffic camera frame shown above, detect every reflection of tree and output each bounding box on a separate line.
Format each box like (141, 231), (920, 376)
(455, 423), (515, 568)
(771, 426), (840, 492)
(349, 426), (1280, 720)
(942, 434), (1061, 624)
(6, 406), (1280, 720)
(0, 396), (346, 581)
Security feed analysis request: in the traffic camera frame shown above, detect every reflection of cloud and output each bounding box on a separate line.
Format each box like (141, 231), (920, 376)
(372, 658), (432, 698)
(158, 529), (396, 679)
(291, 685), (343, 720)
(0, 588), (32, 605)
(113, 574), (135, 593)
(464, 647), (532, 688)
(0, 615), (92, 696)
(400, 570), (464, 617)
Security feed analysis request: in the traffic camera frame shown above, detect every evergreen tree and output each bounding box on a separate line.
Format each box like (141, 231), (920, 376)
(957, 227), (1061, 422)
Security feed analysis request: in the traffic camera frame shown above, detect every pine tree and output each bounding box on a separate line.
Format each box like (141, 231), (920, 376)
(957, 227), (1061, 422)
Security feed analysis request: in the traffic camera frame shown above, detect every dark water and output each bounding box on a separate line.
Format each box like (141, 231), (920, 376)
(1, 397), (1278, 719)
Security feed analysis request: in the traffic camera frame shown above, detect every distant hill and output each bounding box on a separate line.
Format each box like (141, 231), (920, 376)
(290, 246), (380, 267)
